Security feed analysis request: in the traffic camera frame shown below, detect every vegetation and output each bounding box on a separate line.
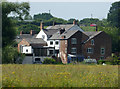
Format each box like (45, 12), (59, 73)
(2, 2), (30, 63)
(2, 65), (118, 87)
(107, 1), (120, 29)
(43, 58), (56, 64)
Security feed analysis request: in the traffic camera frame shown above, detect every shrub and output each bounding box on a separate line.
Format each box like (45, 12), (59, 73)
(43, 58), (56, 64)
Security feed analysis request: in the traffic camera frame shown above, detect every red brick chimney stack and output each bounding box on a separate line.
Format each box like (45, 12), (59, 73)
(30, 30), (35, 35)
(20, 31), (23, 35)
(40, 21), (44, 30)
(73, 20), (76, 25)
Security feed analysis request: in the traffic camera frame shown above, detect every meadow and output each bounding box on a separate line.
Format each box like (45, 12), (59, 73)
(2, 64), (118, 87)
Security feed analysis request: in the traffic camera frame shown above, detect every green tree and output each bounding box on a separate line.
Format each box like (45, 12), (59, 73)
(2, 2), (30, 63)
(107, 1), (120, 29)
(2, 2), (30, 47)
(79, 18), (99, 26)
(18, 24), (40, 34)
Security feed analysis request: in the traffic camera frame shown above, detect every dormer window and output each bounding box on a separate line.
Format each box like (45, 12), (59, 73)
(91, 39), (94, 45)
(71, 38), (77, 44)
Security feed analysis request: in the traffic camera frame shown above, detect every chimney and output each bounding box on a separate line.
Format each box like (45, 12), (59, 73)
(40, 21), (44, 30)
(96, 26), (98, 31)
(20, 31), (23, 35)
(73, 20), (76, 25)
(30, 30), (35, 35)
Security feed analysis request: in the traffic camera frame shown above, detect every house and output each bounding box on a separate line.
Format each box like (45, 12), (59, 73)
(82, 31), (111, 60)
(16, 20), (111, 64)
(49, 26), (111, 63)
(18, 38), (47, 56)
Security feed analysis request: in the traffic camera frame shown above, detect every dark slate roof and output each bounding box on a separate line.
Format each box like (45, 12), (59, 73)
(83, 31), (102, 43)
(46, 24), (74, 30)
(25, 38), (47, 44)
(50, 29), (79, 40)
(61, 30), (79, 39)
(16, 34), (37, 39)
(43, 29), (59, 38)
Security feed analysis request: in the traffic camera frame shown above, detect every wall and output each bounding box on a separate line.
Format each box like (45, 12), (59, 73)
(22, 46), (33, 54)
(83, 31), (111, 60)
(18, 39), (30, 52)
(36, 29), (47, 41)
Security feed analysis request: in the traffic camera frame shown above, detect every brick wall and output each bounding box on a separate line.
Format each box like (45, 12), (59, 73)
(18, 39), (30, 52)
(83, 31), (111, 60)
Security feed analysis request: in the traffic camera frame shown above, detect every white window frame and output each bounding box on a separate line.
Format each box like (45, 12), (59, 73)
(101, 48), (105, 55)
(71, 47), (77, 54)
(87, 48), (93, 53)
(91, 39), (94, 45)
(71, 38), (77, 44)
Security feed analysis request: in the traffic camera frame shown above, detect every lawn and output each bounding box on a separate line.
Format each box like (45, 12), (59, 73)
(2, 64), (118, 87)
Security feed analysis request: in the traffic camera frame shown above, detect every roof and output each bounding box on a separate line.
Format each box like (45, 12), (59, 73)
(43, 29), (59, 38)
(83, 31), (102, 43)
(61, 29), (79, 39)
(50, 29), (80, 40)
(24, 38), (47, 44)
(16, 34), (37, 39)
(46, 24), (74, 30)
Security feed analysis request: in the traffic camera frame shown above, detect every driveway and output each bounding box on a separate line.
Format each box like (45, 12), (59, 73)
(22, 56), (33, 64)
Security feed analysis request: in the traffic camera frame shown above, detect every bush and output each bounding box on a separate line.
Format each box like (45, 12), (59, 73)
(42, 58), (56, 64)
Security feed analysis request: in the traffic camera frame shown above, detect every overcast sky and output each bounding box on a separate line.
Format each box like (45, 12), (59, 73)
(6, 0), (120, 20)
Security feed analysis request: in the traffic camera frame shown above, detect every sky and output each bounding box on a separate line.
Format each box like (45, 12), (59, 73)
(6, 0), (120, 20)
(29, 2), (112, 20)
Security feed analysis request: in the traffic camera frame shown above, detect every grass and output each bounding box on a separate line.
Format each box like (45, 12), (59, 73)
(2, 64), (118, 87)
(80, 26), (96, 32)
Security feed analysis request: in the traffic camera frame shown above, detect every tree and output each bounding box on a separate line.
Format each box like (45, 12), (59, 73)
(2, 2), (30, 63)
(107, 1), (120, 29)
(2, 2), (30, 47)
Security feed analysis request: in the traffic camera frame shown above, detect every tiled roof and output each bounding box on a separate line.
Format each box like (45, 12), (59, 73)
(25, 38), (47, 44)
(50, 29), (80, 40)
(46, 24), (74, 30)
(83, 31), (102, 43)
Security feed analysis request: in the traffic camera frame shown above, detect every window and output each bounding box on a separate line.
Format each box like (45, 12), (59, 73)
(26, 49), (28, 52)
(49, 50), (54, 55)
(100, 56), (104, 60)
(91, 39), (94, 45)
(65, 40), (67, 44)
(87, 48), (93, 53)
(65, 48), (67, 53)
(42, 35), (45, 39)
(50, 41), (53, 45)
(88, 56), (90, 59)
(71, 38), (77, 44)
(71, 48), (77, 54)
(101, 48), (105, 55)
(55, 41), (59, 45)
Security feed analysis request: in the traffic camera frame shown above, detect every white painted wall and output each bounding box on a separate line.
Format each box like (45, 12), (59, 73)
(47, 40), (60, 50)
(22, 46), (33, 54)
(36, 29), (47, 41)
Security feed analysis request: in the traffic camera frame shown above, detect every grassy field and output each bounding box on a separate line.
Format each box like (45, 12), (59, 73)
(2, 64), (118, 87)
(80, 26), (96, 32)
